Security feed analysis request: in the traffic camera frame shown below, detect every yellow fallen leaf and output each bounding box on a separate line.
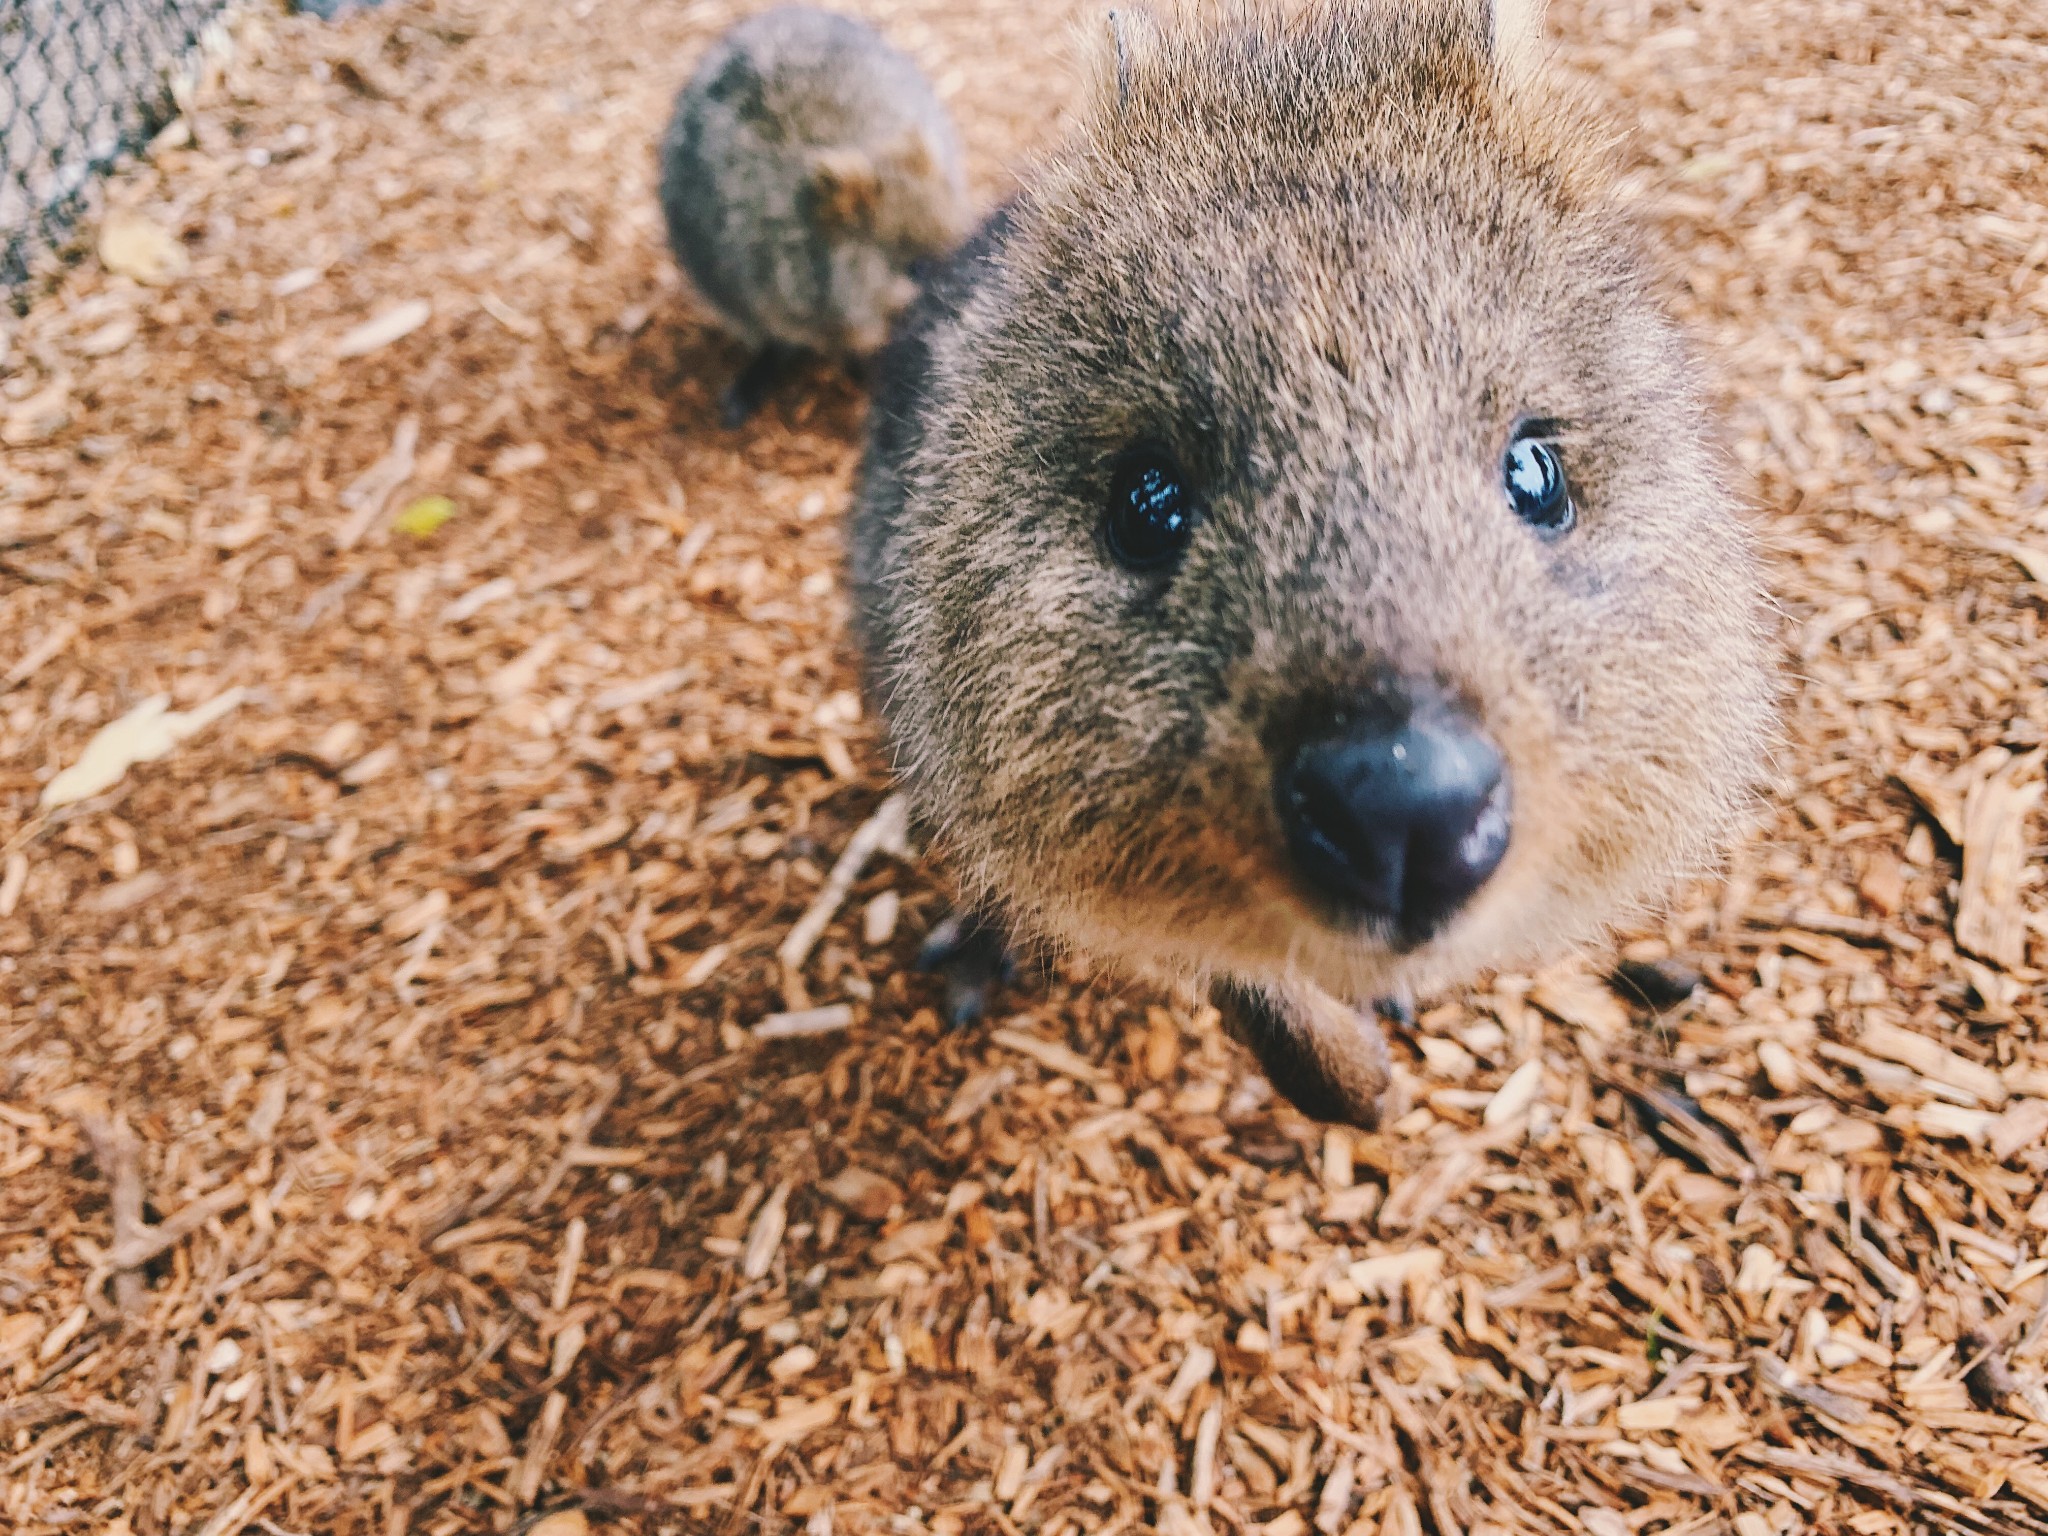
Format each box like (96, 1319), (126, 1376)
(40, 689), (246, 811)
(98, 209), (189, 286)
(394, 496), (456, 537)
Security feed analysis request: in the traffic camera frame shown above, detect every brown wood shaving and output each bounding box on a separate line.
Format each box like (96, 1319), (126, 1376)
(1955, 751), (2045, 970)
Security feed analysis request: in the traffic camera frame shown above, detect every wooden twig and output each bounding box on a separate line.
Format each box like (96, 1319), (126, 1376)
(72, 1106), (147, 1312)
(777, 793), (909, 974)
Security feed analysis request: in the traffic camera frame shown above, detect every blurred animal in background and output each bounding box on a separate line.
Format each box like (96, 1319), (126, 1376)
(659, 5), (969, 427)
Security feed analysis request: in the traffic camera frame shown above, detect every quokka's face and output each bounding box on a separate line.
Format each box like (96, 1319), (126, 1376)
(876, 1), (1776, 1000)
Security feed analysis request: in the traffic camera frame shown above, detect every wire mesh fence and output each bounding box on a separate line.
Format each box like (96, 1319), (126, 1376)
(1, 0), (234, 303)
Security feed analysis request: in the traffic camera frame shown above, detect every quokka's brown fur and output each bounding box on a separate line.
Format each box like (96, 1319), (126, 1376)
(850, 0), (1776, 1126)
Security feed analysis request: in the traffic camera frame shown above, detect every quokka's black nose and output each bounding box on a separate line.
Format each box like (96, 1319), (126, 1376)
(1275, 703), (1511, 940)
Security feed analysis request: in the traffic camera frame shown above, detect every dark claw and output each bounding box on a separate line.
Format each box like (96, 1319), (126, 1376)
(718, 385), (756, 430)
(1610, 957), (1704, 1011)
(916, 908), (1016, 1027)
(1373, 994), (1416, 1029)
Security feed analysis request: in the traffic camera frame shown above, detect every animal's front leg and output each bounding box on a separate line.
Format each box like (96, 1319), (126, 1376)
(719, 341), (806, 428)
(1211, 977), (1398, 1129)
(916, 906), (1019, 1027)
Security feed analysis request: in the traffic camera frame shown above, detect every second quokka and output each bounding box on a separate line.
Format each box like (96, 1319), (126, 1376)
(850, 0), (1777, 1127)
(660, 6), (970, 427)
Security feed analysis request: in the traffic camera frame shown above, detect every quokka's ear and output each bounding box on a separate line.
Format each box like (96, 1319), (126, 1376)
(809, 147), (883, 232)
(1079, 5), (1166, 114)
(1484, 0), (1548, 85)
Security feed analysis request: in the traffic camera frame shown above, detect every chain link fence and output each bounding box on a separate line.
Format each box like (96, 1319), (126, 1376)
(1, 0), (235, 304)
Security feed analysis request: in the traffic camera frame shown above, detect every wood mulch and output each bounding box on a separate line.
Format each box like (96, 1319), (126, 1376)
(2, 0), (2045, 1532)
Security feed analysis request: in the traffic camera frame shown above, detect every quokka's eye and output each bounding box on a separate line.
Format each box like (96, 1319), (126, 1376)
(1503, 427), (1574, 533)
(1104, 448), (1201, 570)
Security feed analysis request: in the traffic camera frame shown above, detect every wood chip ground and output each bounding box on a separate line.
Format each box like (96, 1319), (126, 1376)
(3, 0), (2047, 1532)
